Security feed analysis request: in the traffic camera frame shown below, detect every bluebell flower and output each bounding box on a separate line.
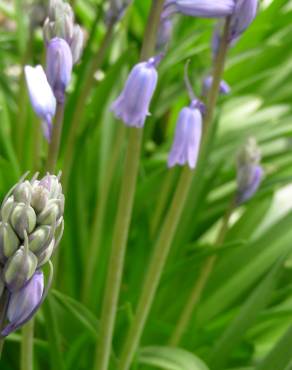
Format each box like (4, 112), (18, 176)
(2, 271), (44, 336)
(236, 137), (263, 204)
(111, 57), (160, 128)
(24, 65), (56, 141)
(156, 18), (173, 51)
(230, 0), (258, 41)
(202, 76), (230, 96)
(46, 37), (73, 103)
(168, 100), (203, 169)
(162, 0), (235, 19)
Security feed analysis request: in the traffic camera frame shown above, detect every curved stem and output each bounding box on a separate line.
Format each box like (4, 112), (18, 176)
(169, 198), (235, 346)
(93, 2), (165, 370)
(62, 21), (116, 193)
(118, 17), (232, 370)
(21, 320), (34, 370)
(45, 102), (65, 174)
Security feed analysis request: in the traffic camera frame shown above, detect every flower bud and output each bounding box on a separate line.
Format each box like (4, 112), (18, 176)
(4, 244), (38, 291)
(10, 203), (37, 239)
(111, 56), (160, 128)
(2, 271), (44, 336)
(46, 37), (73, 103)
(70, 25), (84, 64)
(39, 174), (63, 200)
(0, 222), (20, 262)
(156, 18), (173, 51)
(202, 76), (230, 96)
(168, 100), (203, 169)
(37, 239), (55, 267)
(230, 0), (258, 41)
(13, 181), (32, 204)
(37, 200), (62, 226)
(30, 184), (49, 214)
(1, 196), (16, 222)
(29, 226), (53, 254)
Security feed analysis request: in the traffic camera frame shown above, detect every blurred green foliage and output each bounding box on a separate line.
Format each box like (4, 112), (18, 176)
(1, 0), (292, 369)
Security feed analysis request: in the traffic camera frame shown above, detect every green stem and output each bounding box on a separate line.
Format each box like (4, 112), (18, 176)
(0, 289), (9, 359)
(21, 320), (34, 370)
(82, 124), (126, 304)
(62, 21), (116, 193)
(93, 2), (165, 370)
(169, 198), (235, 346)
(118, 17), (232, 370)
(45, 102), (65, 174)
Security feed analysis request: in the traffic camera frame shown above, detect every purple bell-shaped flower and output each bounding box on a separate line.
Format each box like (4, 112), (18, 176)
(2, 271), (44, 336)
(230, 0), (258, 41)
(111, 56), (160, 128)
(168, 100), (203, 169)
(46, 37), (73, 103)
(202, 76), (230, 96)
(162, 0), (235, 19)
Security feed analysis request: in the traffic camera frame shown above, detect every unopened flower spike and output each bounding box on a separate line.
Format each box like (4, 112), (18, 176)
(168, 62), (204, 169)
(0, 174), (64, 336)
(162, 0), (235, 19)
(236, 137), (264, 205)
(111, 55), (163, 128)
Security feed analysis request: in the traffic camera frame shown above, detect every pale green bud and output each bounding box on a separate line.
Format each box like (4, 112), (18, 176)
(37, 200), (62, 226)
(1, 196), (16, 222)
(31, 184), (49, 214)
(4, 244), (38, 291)
(37, 238), (55, 267)
(70, 25), (84, 63)
(29, 225), (52, 254)
(0, 222), (20, 261)
(13, 181), (32, 204)
(10, 203), (37, 239)
(237, 137), (261, 167)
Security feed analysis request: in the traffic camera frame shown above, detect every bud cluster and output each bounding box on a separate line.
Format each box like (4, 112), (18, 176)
(0, 174), (64, 336)
(43, 0), (84, 64)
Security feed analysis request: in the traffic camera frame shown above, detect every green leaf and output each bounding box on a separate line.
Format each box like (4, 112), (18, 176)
(138, 346), (209, 370)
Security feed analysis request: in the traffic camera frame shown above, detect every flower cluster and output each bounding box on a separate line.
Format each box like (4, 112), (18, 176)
(111, 0), (259, 170)
(25, 0), (84, 141)
(0, 174), (64, 336)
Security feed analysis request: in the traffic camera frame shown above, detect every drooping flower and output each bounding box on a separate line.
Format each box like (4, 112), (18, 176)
(162, 0), (235, 19)
(236, 137), (263, 204)
(202, 76), (230, 96)
(111, 56), (160, 128)
(2, 271), (44, 336)
(230, 0), (258, 41)
(24, 65), (56, 141)
(46, 37), (73, 103)
(168, 100), (203, 169)
(156, 18), (173, 51)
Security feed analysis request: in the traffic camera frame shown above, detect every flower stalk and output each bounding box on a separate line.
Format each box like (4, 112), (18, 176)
(118, 17), (232, 370)
(21, 320), (34, 370)
(0, 290), (9, 359)
(93, 2), (165, 370)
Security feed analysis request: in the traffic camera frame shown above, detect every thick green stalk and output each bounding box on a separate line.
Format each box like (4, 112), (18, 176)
(93, 2), (165, 370)
(21, 320), (34, 370)
(0, 289), (9, 359)
(169, 198), (235, 346)
(62, 21), (116, 192)
(82, 125), (126, 304)
(118, 17), (232, 370)
(45, 102), (65, 174)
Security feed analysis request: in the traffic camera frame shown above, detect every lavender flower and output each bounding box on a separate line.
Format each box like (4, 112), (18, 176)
(111, 57), (160, 128)
(2, 271), (44, 336)
(156, 18), (173, 51)
(202, 76), (230, 96)
(24, 65), (56, 141)
(162, 0), (235, 19)
(168, 100), (203, 169)
(46, 37), (73, 103)
(236, 138), (263, 204)
(230, 0), (258, 41)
